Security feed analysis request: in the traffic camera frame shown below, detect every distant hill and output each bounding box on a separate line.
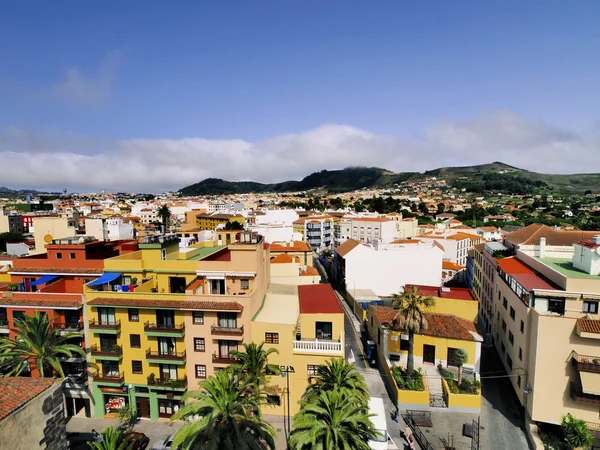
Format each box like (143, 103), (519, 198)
(179, 162), (600, 195)
(0, 186), (55, 196)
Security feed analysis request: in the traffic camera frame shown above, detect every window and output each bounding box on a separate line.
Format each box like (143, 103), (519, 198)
(506, 355), (513, 370)
(497, 312), (500, 321)
(583, 301), (599, 314)
(400, 337), (409, 351)
(503, 297), (508, 310)
(240, 279), (249, 290)
(267, 395), (281, 406)
(132, 361), (143, 374)
(508, 331), (514, 345)
(307, 365), (318, 376)
(501, 320), (507, 332)
(378, 329), (381, 345)
(520, 320), (525, 334)
(130, 334), (141, 348)
(517, 375), (521, 388)
(194, 338), (205, 352)
(316, 321), (333, 340)
(193, 311), (204, 324)
(265, 333), (279, 344)
(69, 252), (76, 259)
(195, 365), (207, 379)
(128, 309), (139, 322)
(509, 307), (516, 320)
(519, 347), (523, 361)
(218, 312), (237, 328)
(13, 311), (26, 321)
(501, 342), (506, 353)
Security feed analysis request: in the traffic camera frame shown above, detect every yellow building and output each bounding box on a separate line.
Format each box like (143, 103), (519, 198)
(251, 283), (345, 416)
(195, 213), (245, 231)
(86, 232), (269, 420)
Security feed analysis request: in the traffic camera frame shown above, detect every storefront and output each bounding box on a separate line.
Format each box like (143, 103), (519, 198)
(158, 398), (183, 418)
(100, 388), (129, 416)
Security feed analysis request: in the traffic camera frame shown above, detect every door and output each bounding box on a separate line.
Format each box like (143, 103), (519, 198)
(316, 322), (333, 340)
(136, 397), (150, 418)
(423, 344), (436, 364)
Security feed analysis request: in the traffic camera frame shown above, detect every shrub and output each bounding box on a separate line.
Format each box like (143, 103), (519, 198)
(391, 366), (425, 391)
(561, 413), (593, 449)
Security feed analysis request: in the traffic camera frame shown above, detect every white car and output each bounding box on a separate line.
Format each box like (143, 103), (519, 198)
(150, 433), (177, 450)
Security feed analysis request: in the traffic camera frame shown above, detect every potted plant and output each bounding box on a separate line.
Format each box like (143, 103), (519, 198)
(170, 380), (180, 389)
(131, 277), (138, 286)
(561, 413), (594, 450)
(7, 283), (18, 292)
(147, 372), (156, 385)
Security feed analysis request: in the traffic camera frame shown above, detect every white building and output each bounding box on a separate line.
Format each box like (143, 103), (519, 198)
(250, 209), (299, 226)
(294, 215), (334, 251)
(335, 239), (443, 297)
(476, 226), (503, 242)
(418, 232), (477, 266)
(85, 218), (134, 241)
(247, 224), (302, 244)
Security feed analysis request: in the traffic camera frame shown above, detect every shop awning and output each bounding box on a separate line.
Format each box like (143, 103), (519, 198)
(30, 275), (59, 286)
(87, 272), (121, 287)
(580, 371), (600, 396)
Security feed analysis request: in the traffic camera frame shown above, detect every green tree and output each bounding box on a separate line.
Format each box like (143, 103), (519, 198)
(229, 342), (280, 399)
(87, 426), (135, 450)
(454, 348), (469, 385)
(157, 205), (171, 231)
(436, 203), (445, 214)
(0, 312), (85, 377)
(289, 389), (377, 450)
(561, 413), (593, 449)
(171, 369), (276, 450)
(224, 221), (244, 230)
(390, 286), (436, 379)
(0, 232), (25, 253)
(304, 358), (369, 405)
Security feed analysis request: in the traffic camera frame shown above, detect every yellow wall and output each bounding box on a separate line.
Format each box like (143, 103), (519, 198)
(429, 296), (479, 323)
(299, 312), (344, 341)
(442, 379), (481, 409)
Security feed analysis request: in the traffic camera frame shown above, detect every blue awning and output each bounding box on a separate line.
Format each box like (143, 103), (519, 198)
(30, 275), (59, 286)
(87, 272), (121, 287)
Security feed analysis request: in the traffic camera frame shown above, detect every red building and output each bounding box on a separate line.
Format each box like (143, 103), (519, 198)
(0, 236), (138, 417)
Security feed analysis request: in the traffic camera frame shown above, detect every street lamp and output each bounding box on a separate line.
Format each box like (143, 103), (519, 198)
(280, 365), (295, 436)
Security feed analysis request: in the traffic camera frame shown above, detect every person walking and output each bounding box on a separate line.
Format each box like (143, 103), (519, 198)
(392, 407), (399, 423)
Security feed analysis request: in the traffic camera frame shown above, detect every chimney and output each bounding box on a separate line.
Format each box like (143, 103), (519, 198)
(539, 237), (546, 259)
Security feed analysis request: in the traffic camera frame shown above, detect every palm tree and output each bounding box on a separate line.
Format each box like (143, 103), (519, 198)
(561, 413), (594, 450)
(304, 358), (369, 405)
(171, 368), (276, 450)
(230, 342), (281, 399)
(454, 348), (469, 385)
(157, 205), (171, 231)
(87, 426), (134, 450)
(290, 389), (378, 450)
(390, 285), (436, 379)
(0, 312), (85, 377)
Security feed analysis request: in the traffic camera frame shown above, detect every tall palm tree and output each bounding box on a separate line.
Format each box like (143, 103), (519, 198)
(390, 285), (436, 379)
(304, 358), (369, 405)
(230, 342), (281, 398)
(0, 312), (85, 377)
(171, 368), (276, 450)
(290, 389), (377, 450)
(87, 426), (135, 450)
(157, 205), (171, 231)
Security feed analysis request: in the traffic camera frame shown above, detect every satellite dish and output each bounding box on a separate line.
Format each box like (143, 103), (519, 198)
(44, 234), (53, 243)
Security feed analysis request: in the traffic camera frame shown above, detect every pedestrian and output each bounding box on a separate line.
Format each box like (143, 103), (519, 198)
(392, 407), (399, 423)
(404, 425), (412, 442)
(92, 429), (102, 443)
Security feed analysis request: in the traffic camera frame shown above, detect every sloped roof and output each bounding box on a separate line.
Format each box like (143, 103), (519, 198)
(578, 319), (600, 334)
(335, 239), (360, 257)
(298, 284), (343, 314)
(87, 297), (243, 311)
(269, 241), (311, 252)
(0, 377), (55, 420)
(505, 223), (600, 247)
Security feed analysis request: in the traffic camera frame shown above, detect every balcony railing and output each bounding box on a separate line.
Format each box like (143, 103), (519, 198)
(144, 321), (185, 335)
(571, 382), (600, 405)
(91, 344), (122, 357)
(211, 324), (244, 336)
(0, 319), (8, 329)
(146, 348), (186, 362)
(93, 371), (124, 384)
(293, 339), (343, 355)
(147, 376), (188, 389)
(53, 322), (84, 332)
(89, 319), (121, 332)
(571, 352), (600, 374)
(212, 353), (240, 365)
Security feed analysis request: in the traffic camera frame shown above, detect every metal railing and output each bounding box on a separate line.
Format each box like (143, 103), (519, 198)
(212, 353), (240, 364)
(147, 376), (188, 389)
(89, 319), (121, 330)
(571, 351), (600, 374)
(92, 371), (124, 384)
(146, 348), (186, 361)
(53, 321), (84, 332)
(90, 344), (122, 357)
(401, 411), (434, 450)
(144, 321), (185, 333)
(211, 324), (244, 336)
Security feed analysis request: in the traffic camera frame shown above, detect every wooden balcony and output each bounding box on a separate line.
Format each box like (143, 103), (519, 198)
(211, 324), (244, 337)
(570, 382), (600, 406)
(143, 321), (185, 337)
(146, 348), (186, 364)
(92, 371), (124, 385)
(147, 376), (188, 390)
(212, 353), (240, 365)
(571, 352), (600, 374)
(89, 319), (121, 334)
(90, 344), (123, 360)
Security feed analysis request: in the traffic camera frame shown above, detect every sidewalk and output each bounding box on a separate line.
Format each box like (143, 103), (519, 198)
(263, 415), (288, 449)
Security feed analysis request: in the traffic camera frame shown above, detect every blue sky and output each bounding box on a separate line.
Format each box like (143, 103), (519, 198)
(1, 1), (599, 191)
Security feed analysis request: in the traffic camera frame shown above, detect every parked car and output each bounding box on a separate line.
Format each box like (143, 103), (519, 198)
(123, 432), (150, 450)
(151, 433), (178, 450)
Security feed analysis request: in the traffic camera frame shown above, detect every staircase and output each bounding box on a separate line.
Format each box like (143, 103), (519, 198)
(423, 365), (447, 408)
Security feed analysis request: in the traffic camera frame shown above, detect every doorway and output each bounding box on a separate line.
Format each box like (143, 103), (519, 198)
(136, 397), (150, 418)
(423, 344), (436, 364)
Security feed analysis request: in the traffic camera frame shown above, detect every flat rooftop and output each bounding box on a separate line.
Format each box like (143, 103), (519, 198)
(253, 283), (299, 324)
(189, 245), (227, 260)
(537, 257), (599, 280)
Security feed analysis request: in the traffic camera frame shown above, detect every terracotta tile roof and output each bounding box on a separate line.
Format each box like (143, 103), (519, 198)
(335, 239), (360, 257)
(505, 223), (600, 247)
(269, 241), (311, 252)
(0, 297), (82, 308)
(87, 297), (244, 311)
(445, 233), (475, 241)
(352, 217), (392, 223)
(370, 305), (479, 341)
(0, 377), (56, 420)
(298, 284), (343, 314)
(478, 226), (499, 232)
(9, 267), (103, 274)
(270, 254), (295, 264)
(391, 239), (420, 244)
(405, 284), (476, 301)
(578, 318), (600, 334)
(300, 266), (319, 276)
(442, 261), (465, 271)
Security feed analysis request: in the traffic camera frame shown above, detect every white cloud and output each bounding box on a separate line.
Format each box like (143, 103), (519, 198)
(0, 111), (598, 192)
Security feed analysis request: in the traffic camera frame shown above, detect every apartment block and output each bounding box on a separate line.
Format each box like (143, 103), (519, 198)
(293, 215), (334, 251)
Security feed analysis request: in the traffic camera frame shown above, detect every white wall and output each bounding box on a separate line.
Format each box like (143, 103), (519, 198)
(255, 209), (299, 226)
(247, 225), (301, 243)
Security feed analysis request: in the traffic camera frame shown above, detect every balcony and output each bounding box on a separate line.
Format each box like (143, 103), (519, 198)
(63, 373), (88, 389)
(572, 352), (600, 374)
(0, 319), (9, 334)
(147, 376), (188, 390)
(212, 353), (240, 365)
(89, 319), (121, 334)
(91, 344), (123, 361)
(571, 382), (600, 406)
(144, 321), (185, 338)
(211, 324), (244, 337)
(53, 322), (84, 333)
(92, 371), (125, 386)
(146, 349), (186, 365)
(293, 338), (343, 356)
